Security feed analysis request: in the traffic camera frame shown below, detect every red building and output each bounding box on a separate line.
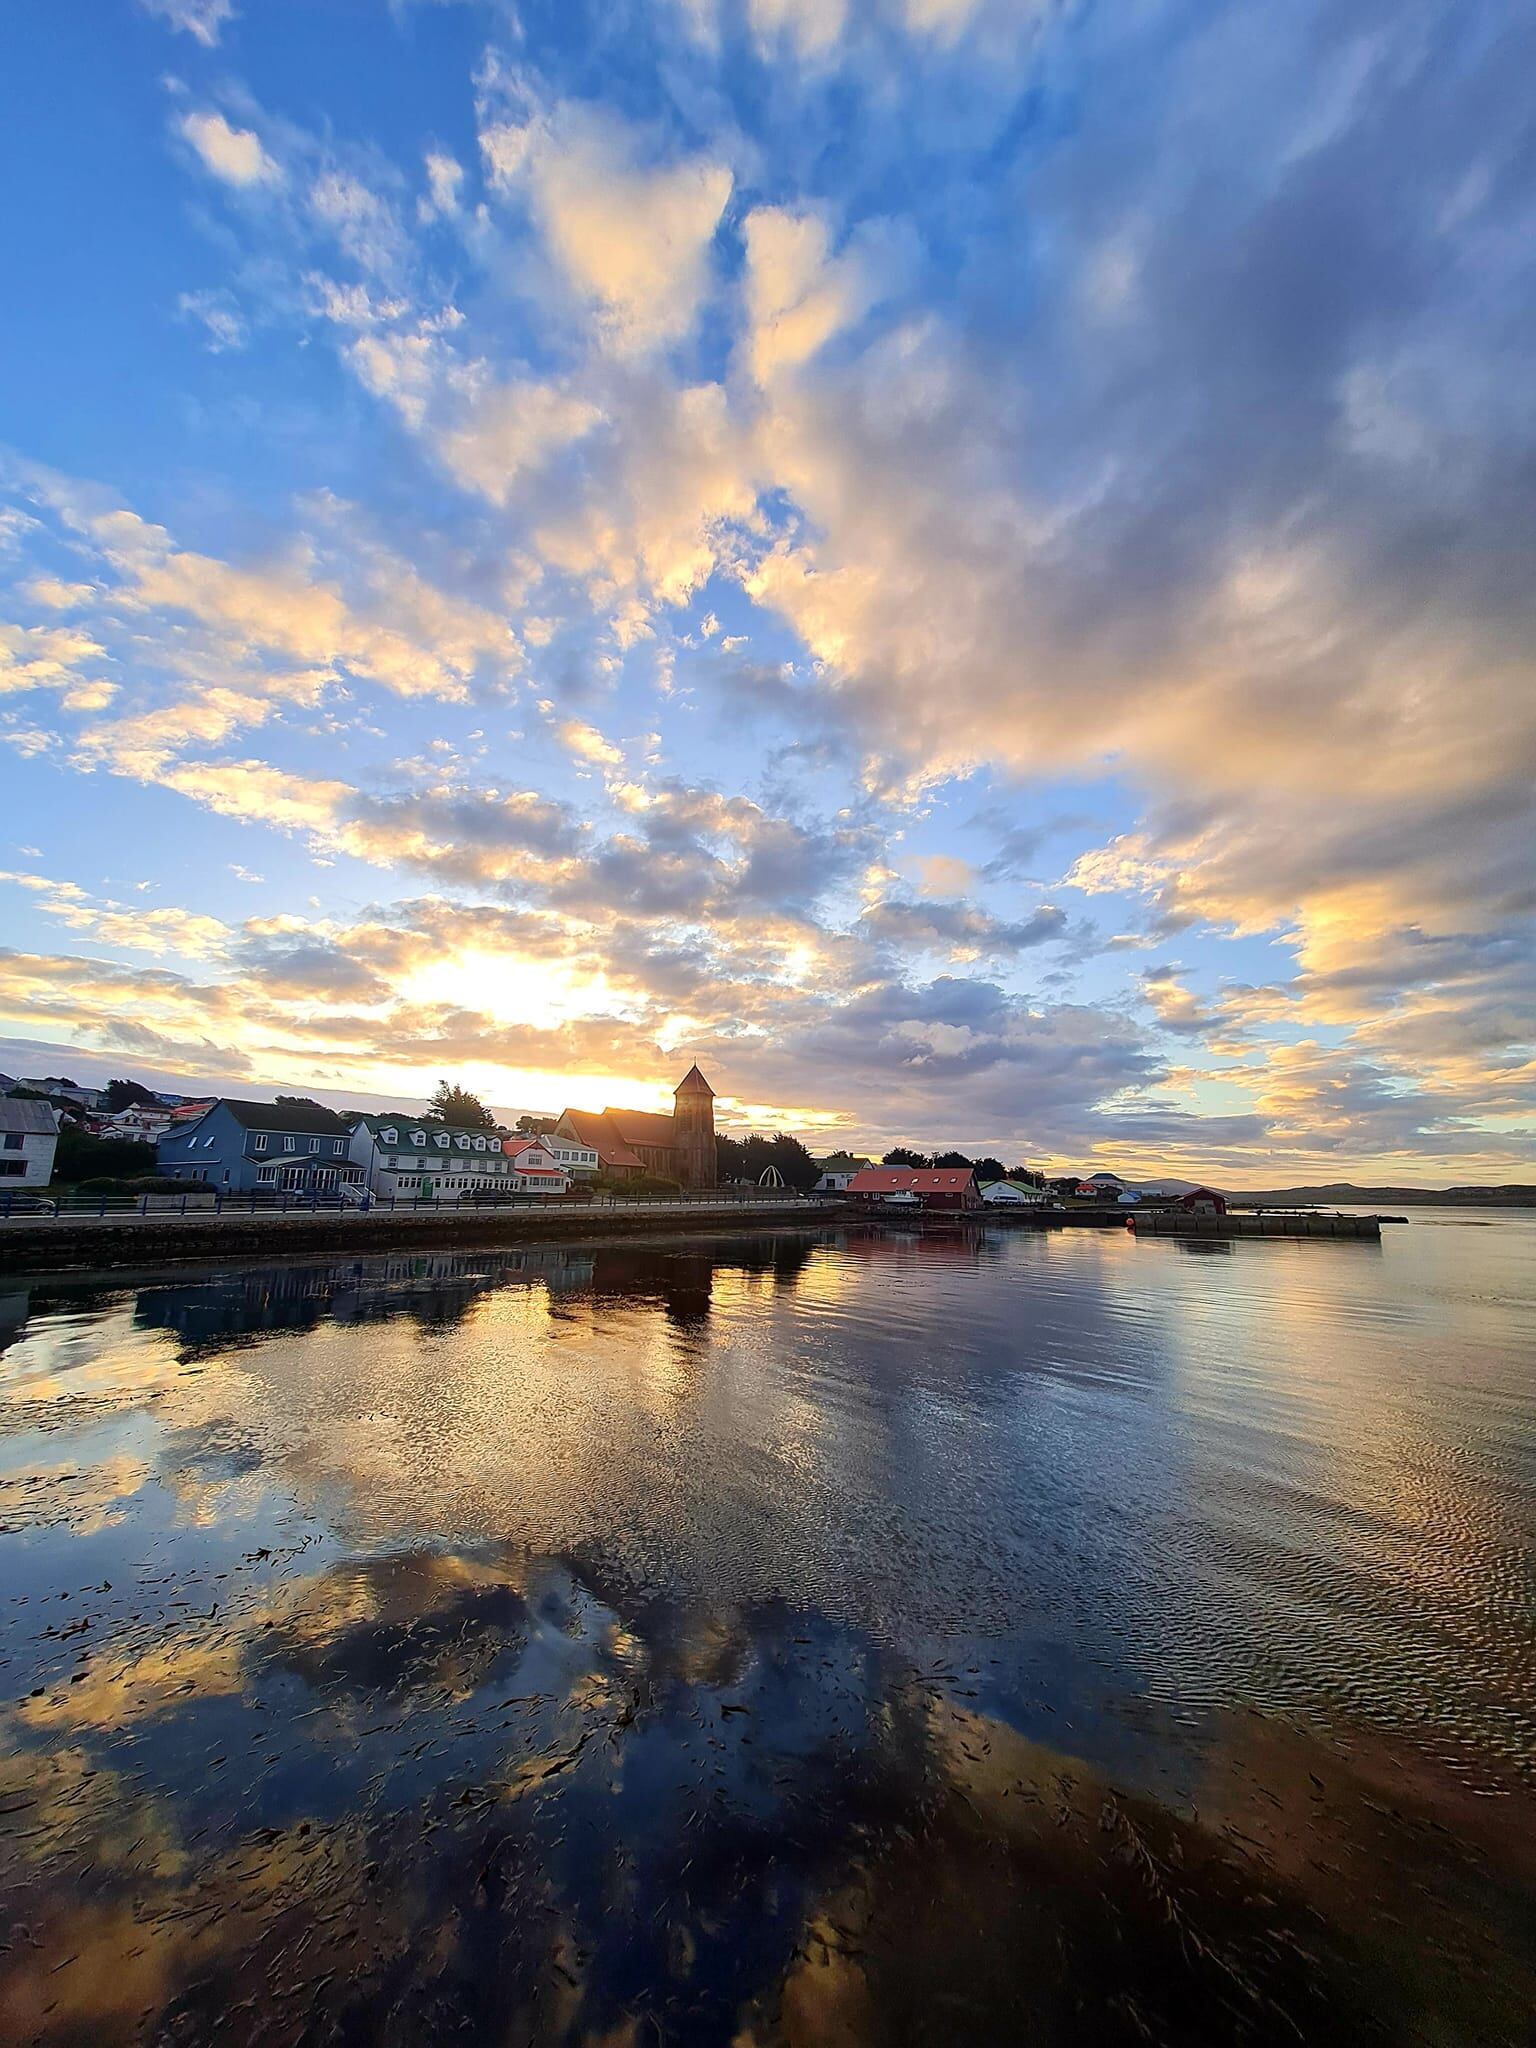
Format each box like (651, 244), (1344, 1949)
(1177, 1187), (1228, 1215)
(846, 1167), (982, 1212)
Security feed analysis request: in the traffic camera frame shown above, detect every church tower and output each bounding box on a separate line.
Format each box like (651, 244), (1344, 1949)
(672, 1064), (716, 1190)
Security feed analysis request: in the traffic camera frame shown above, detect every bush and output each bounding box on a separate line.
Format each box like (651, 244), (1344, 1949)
(54, 1129), (157, 1183)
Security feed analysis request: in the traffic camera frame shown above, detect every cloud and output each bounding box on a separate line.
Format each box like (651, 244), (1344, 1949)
(0, 621), (107, 698)
(176, 110), (280, 188)
(749, 0), (847, 61)
(437, 376), (602, 502)
(22, 471), (515, 707)
(138, 0), (234, 46)
(177, 288), (248, 352)
(861, 895), (1069, 960)
(420, 150), (464, 222)
(480, 90), (733, 356)
(0, 870), (230, 961)
(557, 718), (624, 768)
(741, 206), (880, 385)
(307, 170), (402, 275)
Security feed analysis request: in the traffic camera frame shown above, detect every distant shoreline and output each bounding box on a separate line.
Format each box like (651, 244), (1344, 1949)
(1230, 1187), (1536, 1207)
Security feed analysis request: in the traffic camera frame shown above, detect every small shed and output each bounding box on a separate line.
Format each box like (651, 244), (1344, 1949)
(1178, 1186), (1228, 1216)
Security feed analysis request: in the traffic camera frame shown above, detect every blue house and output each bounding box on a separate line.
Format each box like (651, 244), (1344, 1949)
(158, 1098), (362, 1195)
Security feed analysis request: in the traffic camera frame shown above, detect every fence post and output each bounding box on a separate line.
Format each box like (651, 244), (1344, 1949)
(141, 1193), (149, 1217)
(99, 1193), (107, 1218)
(180, 1194), (188, 1216)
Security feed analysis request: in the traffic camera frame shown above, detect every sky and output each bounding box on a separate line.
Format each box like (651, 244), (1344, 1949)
(0, 0), (1532, 1182)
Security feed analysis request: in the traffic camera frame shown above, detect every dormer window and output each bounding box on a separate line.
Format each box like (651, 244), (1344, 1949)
(473, 1136), (485, 1151)
(455, 1134), (469, 1150)
(382, 1126), (398, 1144)
(435, 1132), (449, 1148)
(411, 1130), (425, 1146)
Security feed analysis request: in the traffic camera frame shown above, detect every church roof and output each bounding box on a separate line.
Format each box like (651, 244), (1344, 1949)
(608, 1106), (677, 1148)
(558, 1108), (644, 1171)
(674, 1063), (714, 1098)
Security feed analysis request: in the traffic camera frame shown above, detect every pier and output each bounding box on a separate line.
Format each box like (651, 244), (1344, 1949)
(1129, 1210), (1396, 1240)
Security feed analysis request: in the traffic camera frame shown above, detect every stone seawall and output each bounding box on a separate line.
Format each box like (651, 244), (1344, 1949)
(0, 1199), (843, 1276)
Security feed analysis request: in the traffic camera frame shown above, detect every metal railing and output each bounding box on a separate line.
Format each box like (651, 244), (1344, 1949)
(1, 1186), (834, 1222)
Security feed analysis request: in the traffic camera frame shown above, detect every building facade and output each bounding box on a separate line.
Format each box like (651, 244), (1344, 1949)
(555, 1064), (717, 1188)
(514, 1133), (599, 1178)
(0, 1098), (60, 1187)
(97, 1105), (174, 1144)
(347, 1115), (565, 1200)
(159, 1099), (361, 1193)
(846, 1166), (982, 1211)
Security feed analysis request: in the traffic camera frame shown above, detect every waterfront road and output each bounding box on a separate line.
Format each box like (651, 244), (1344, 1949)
(0, 1194), (844, 1274)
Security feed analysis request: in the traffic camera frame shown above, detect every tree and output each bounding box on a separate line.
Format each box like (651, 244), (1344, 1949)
(430, 1080), (496, 1130)
(104, 1077), (158, 1113)
(275, 1095), (324, 1109)
(974, 1156), (1006, 1183)
(932, 1150), (974, 1168)
(716, 1130), (821, 1190)
(1008, 1165), (1046, 1188)
(53, 1128), (154, 1186)
(881, 1147), (929, 1167)
(516, 1112), (558, 1135)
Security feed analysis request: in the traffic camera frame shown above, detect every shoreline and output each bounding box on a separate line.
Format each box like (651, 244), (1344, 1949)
(0, 1197), (848, 1279)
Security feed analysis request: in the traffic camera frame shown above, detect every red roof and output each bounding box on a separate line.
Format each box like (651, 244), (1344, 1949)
(607, 1107), (676, 1148)
(847, 1167), (978, 1194)
(557, 1108), (645, 1171)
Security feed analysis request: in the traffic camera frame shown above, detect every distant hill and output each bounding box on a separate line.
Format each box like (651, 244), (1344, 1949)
(1230, 1183), (1536, 1208)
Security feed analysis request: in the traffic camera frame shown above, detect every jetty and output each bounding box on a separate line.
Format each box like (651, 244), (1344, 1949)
(1129, 1210), (1397, 1240)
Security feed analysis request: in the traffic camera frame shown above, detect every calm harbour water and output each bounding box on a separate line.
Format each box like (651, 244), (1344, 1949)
(1, 1214), (1533, 2044)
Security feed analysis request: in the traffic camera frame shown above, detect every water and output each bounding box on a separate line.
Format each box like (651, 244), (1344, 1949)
(1, 1216), (1533, 2043)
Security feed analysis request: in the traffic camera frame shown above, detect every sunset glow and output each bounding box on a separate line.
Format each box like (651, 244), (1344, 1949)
(0, 0), (1530, 1182)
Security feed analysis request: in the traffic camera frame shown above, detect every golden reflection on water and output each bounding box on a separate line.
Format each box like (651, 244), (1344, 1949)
(1, 1224), (1533, 2044)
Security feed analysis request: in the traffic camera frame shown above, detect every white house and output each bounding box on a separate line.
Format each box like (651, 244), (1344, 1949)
(502, 1138), (575, 1194)
(346, 1115), (571, 1200)
(98, 1104), (174, 1144)
(17, 1077), (104, 1110)
(0, 1099), (61, 1187)
(980, 1178), (1051, 1206)
(514, 1132), (598, 1178)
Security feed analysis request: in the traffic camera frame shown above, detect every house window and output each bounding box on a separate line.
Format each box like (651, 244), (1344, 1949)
(256, 1166), (276, 1183)
(0, 1160), (25, 1178)
(474, 1136), (485, 1151)
(2, 1134), (21, 1152)
(309, 1137), (321, 1153)
(283, 1136), (295, 1152)
(411, 1131), (425, 1146)
(383, 1127), (397, 1144)
(253, 1134), (267, 1154)
(435, 1133), (449, 1148)
(332, 1138), (345, 1154)
(455, 1135), (468, 1151)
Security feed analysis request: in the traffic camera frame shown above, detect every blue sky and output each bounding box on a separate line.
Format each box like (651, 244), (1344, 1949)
(0, 0), (1532, 1179)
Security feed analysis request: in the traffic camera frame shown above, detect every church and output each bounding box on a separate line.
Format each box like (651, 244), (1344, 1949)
(555, 1064), (716, 1189)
